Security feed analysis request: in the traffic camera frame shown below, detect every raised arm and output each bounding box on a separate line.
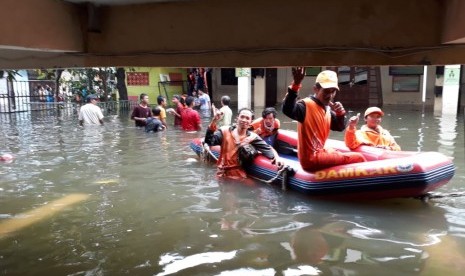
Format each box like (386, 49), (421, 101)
(204, 112), (223, 146)
(282, 67), (307, 122)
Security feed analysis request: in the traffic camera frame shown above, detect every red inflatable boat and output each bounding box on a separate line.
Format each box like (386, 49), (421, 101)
(190, 129), (455, 200)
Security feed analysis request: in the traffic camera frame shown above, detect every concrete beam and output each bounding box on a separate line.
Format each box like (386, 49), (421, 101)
(441, 0), (465, 44)
(2, 0), (465, 68)
(0, 0), (84, 53)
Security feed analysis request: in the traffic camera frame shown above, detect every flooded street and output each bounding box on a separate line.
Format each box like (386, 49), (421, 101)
(1, 105), (464, 275)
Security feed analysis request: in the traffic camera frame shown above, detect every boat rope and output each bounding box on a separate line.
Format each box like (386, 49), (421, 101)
(416, 191), (465, 202)
(201, 142), (218, 163)
(249, 165), (295, 190)
(199, 141), (294, 189)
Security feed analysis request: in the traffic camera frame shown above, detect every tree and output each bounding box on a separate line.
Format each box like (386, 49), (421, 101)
(0, 70), (21, 81)
(62, 67), (117, 102)
(115, 68), (128, 101)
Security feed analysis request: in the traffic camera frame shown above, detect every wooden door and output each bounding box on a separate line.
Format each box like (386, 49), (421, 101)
(333, 66), (369, 108)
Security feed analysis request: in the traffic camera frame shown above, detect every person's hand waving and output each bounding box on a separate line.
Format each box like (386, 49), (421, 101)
(292, 67), (305, 85)
(348, 113), (360, 129)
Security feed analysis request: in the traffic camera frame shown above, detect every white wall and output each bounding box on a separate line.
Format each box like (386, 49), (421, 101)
(213, 66), (453, 109)
(277, 68), (319, 101)
(380, 66), (436, 107)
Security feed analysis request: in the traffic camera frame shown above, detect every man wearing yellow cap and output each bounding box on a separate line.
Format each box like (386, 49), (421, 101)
(345, 107), (401, 151)
(282, 68), (366, 171)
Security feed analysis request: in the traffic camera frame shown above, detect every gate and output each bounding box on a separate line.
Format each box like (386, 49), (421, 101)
(0, 79), (56, 113)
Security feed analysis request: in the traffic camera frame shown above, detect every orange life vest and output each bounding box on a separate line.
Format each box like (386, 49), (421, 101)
(297, 98), (331, 169)
(216, 127), (258, 179)
(345, 125), (401, 151)
(250, 118), (280, 138)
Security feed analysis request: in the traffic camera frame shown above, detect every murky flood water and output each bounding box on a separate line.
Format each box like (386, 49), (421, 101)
(0, 105), (464, 275)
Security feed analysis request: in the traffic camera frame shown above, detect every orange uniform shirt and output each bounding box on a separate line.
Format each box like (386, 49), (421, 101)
(345, 125), (401, 151)
(297, 98), (332, 169)
(250, 118), (280, 138)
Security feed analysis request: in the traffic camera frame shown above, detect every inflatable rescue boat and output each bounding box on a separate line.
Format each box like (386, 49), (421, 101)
(190, 129), (455, 200)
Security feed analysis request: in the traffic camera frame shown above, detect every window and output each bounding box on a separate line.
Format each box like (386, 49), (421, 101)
(127, 72), (149, 86)
(354, 67), (368, 85)
(389, 66), (423, 75)
(337, 66), (351, 85)
(168, 73), (182, 86)
(392, 75), (420, 92)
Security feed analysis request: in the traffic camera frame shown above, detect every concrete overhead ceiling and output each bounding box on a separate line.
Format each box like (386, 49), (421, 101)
(2, 0), (465, 68)
(64, 0), (184, 6)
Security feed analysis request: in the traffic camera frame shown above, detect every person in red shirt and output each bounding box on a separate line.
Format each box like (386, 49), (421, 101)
(181, 96), (202, 131)
(167, 94), (185, 127)
(282, 68), (366, 171)
(250, 107), (280, 145)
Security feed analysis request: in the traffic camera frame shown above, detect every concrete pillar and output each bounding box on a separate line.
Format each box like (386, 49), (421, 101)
(253, 76), (265, 109)
(236, 68), (252, 110)
(442, 64), (461, 116)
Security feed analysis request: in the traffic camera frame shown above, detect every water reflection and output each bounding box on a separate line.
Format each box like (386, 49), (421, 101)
(286, 199), (465, 275)
(157, 250), (237, 276)
(0, 107), (464, 275)
(416, 106), (427, 152)
(438, 113), (458, 157)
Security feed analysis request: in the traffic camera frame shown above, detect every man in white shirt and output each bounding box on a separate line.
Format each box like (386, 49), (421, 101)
(213, 95), (233, 127)
(79, 94), (104, 126)
(197, 89), (211, 118)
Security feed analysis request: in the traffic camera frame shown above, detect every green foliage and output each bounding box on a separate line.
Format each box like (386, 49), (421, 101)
(35, 69), (56, 80)
(62, 67), (116, 101)
(0, 70), (22, 81)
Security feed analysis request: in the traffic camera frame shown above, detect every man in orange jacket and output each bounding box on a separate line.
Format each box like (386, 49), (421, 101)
(282, 68), (366, 171)
(345, 107), (401, 151)
(250, 107), (280, 145)
(204, 108), (283, 179)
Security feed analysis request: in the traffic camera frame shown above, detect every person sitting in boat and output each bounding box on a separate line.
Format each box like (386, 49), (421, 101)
(249, 107), (280, 146)
(204, 107), (283, 179)
(282, 68), (366, 171)
(345, 107), (401, 151)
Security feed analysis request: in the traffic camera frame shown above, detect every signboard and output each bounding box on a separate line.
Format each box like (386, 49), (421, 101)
(444, 66), (460, 86)
(235, 68), (251, 77)
(442, 64), (461, 115)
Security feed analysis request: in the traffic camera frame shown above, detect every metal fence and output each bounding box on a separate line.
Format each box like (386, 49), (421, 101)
(0, 80), (137, 113)
(10, 100), (138, 115)
(0, 80), (56, 113)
